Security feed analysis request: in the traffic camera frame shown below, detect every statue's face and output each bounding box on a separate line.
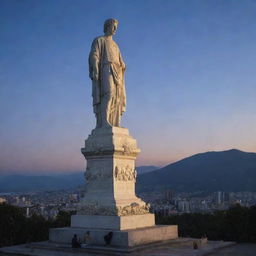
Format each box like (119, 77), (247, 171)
(106, 23), (118, 36)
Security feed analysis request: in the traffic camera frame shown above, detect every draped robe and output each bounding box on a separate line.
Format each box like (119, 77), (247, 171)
(89, 36), (126, 127)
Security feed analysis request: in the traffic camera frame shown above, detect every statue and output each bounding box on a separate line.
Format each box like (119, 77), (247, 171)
(89, 18), (126, 128)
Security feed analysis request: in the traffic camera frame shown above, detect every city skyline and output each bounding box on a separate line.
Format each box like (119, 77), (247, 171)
(1, 0), (256, 174)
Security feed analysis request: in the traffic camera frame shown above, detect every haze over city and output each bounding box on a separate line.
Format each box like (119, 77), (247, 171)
(1, 0), (256, 174)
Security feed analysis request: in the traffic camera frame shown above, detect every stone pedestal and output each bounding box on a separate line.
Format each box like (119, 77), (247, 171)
(79, 127), (149, 216)
(49, 126), (178, 248)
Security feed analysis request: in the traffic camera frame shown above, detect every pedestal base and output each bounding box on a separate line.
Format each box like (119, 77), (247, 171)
(49, 225), (178, 247)
(71, 214), (155, 230)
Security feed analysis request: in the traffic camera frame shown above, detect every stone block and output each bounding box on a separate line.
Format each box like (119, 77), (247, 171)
(49, 225), (178, 247)
(71, 214), (155, 230)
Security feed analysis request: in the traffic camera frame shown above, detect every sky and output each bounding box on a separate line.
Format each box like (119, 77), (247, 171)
(0, 0), (256, 174)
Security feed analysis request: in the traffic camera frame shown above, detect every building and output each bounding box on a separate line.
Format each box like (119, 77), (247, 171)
(0, 197), (7, 204)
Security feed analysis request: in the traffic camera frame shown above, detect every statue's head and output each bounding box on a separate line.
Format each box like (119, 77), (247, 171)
(104, 18), (118, 36)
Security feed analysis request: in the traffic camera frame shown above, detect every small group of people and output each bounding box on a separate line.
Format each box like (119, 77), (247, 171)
(71, 231), (91, 248)
(71, 231), (114, 248)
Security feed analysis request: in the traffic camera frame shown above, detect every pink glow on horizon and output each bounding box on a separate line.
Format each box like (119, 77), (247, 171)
(1, 143), (256, 174)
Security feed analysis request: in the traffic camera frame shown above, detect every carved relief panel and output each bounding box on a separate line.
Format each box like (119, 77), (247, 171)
(114, 165), (137, 181)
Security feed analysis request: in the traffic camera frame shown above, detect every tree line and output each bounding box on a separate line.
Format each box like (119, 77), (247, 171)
(156, 204), (256, 243)
(1, 203), (256, 247)
(0, 203), (73, 247)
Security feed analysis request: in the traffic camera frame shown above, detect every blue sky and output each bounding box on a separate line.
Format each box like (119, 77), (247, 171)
(1, 0), (256, 174)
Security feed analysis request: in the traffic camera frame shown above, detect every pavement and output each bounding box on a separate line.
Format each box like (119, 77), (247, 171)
(207, 243), (256, 256)
(0, 238), (236, 256)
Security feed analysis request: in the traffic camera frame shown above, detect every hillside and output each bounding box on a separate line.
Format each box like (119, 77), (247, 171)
(136, 165), (159, 175)
(1, 150), (256, 193)
(0, 166), (156, 192)
(137, 149), (256, 192)
(0, 173), (84, 192)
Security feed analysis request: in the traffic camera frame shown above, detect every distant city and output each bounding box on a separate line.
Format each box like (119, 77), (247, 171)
(141, 190), (256, 216)
(1, 149), (256, 219)
(1, 189), (256, 219)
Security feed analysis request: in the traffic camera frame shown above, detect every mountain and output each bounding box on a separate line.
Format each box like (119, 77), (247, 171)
(2, 151), (256, 193)
(137, 149), (256, 192)
(0, 165), (157, 193)
(0, 173), (84, 192)
(136, 166), (159, 175)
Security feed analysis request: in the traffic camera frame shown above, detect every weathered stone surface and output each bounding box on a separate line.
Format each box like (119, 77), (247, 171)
(82, 126), (140, 156)
(78, 202), (150, 216)
(71, 214), (155, 230)
(79, 126), (149, 217)
(49, 225), (178, 247)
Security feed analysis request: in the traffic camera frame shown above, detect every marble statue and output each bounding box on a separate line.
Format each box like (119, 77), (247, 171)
(49, 19), (178, 248)
(89, 18), (126, 128)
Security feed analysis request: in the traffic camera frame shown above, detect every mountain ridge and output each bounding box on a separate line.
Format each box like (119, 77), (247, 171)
(1, 149), (256, 193)
(0, 166), (157, 192)
(137, 149), (256, 192)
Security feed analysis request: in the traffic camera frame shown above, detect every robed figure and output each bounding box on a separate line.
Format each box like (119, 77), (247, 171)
(89, 19), (126, 128)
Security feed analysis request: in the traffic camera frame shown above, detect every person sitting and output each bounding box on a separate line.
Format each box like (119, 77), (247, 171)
(193, 241), (198, 249)
(71, 234), (81, 248)
(81, 231), (91, 248)
(104, 232), (113, 246)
